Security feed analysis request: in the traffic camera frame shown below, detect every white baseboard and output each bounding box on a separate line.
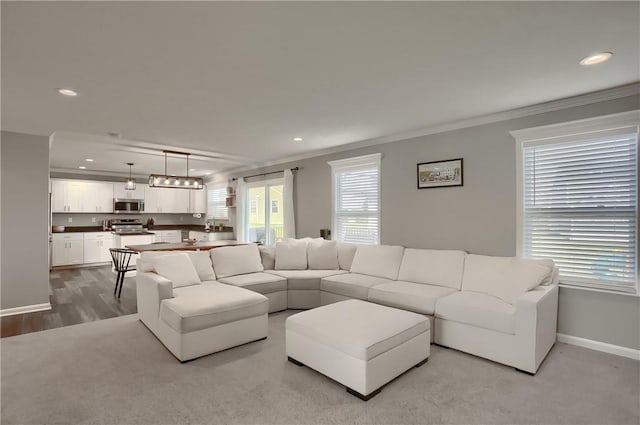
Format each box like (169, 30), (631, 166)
(0, 303), (52, 318)
(557, 333), (640, 361)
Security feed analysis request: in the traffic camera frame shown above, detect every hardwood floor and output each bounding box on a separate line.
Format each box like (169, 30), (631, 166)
(1, 265), (137, 338)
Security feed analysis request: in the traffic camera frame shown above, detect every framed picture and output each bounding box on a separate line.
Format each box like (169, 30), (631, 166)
(417, 158), (463, 189)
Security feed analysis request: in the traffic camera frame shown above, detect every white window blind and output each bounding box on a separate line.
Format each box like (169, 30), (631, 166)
(207, 187), (228, 219)
(329, 154), (381, 244)
(522, 134), (638, 293)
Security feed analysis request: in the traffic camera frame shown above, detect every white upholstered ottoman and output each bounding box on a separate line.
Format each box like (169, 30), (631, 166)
(286, 299), (430, 400)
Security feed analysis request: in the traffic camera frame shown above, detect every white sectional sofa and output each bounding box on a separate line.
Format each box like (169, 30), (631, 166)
(136, 239), (558, 374)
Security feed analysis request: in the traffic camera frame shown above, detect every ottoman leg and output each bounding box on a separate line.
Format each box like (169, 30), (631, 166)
(288, 356), (304, 367)
(347, 387), (382, 401)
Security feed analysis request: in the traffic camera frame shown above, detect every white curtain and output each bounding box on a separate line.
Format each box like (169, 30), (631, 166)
(235, 179), (247, 243)
(283, 169), (296, 239)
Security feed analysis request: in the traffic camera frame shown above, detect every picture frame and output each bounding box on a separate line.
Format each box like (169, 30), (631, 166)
(417, 158), (463, 189)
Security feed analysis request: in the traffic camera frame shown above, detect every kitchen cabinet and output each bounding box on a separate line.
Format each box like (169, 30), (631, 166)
(189, 230), (234, 241)
(113, 234), (154, 249)
(51, 180), (113, 213)
(52, 233), (84, 266)
(83, 232), (114, 263)
(153, 230), (182, 243)
(144, 186), (190, 213)
(113, 182), (146, 200)
(189, 186), (207, 214)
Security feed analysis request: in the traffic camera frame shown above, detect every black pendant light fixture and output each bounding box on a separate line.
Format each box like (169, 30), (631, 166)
(125, 162), (136, 190)
(148, 150), (204, 190)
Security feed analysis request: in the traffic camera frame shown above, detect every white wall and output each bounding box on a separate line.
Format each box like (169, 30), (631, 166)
(1, 131), (50, 311)
(232, 94), (640, 350)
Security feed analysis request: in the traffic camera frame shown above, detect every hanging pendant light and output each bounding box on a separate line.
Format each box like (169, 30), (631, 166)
(125, 162), (136, 190)
(148, 150), (204, 190)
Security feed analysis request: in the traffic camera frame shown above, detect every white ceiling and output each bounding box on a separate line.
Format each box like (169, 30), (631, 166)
(2, 1), (639, 177)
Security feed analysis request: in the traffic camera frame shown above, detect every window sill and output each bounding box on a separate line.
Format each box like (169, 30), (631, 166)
(559, 284), (640, 298)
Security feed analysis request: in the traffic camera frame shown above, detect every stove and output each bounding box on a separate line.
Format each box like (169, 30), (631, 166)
(111, 219), (154, 235)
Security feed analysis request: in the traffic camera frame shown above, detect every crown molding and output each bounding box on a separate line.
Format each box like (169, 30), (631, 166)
(224, 82), (640, 176)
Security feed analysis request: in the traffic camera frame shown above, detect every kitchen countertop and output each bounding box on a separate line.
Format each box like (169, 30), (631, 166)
(126, 240), (242, 252)
(53, 225), (234, 234)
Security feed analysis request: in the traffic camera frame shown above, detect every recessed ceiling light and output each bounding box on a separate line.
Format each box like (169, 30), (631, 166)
(579, 52), (613, 66)
(293, 137), (303, 142)
(78, 166), (86, 169)
(57, 88), (78, 97)
(189, 168), (196, 172)
(204, 172), (211, 175)
(85, 158), (94, 162)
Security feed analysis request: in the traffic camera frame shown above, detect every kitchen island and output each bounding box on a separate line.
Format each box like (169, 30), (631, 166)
(125, 240), (244, 252)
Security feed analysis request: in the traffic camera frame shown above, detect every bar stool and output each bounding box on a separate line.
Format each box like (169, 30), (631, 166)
(109, 248), (138, 298)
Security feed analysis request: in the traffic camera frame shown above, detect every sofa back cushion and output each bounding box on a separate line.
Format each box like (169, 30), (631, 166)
(210, 244), (264, 278)
(397, 248), (466, 290)
(336, 242), (358, 271)
(275, 239), (309, 270)
(350, 245), (405, 280)
(307, 239), (339, 270)
(259, 246), (276, 270)
(149, 253), (201, 288)
(461, 254), (554, 305)
(140, 251), (216, 281)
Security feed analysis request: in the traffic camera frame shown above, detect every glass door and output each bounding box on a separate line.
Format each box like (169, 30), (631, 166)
(246, 180), (284, 245)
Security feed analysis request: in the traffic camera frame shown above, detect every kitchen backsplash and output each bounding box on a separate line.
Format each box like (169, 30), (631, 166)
(51, 213), (212, 227)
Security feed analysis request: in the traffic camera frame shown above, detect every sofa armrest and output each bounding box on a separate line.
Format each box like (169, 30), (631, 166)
(136, 272), (174, 328)
(515, 284), (559, 372)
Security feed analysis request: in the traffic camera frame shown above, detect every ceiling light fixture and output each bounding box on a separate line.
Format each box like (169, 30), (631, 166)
(149, 150), (204, 190)
(57, 88), (78, 97)
(579, 52), (613, 66)
(85, 158), (94, 162)
(78, 166), (86, 169)
(125, 162), (136, 190)
(293, 137), (303, 142)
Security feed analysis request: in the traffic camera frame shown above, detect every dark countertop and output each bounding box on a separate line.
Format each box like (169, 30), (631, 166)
(126, 240), (242, 252)
(54, 225), (234, 233)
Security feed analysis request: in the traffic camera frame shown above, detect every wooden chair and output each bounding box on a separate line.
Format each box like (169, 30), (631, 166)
(109, 248), (138, 298)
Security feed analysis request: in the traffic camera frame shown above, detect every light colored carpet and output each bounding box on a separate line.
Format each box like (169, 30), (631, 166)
(1, 311), (638, 425)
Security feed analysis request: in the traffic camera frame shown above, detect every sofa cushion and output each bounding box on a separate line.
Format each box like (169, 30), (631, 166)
(266, 269), (348, 290)
(307, 239), (339, 270)
(160, 282), (268, 333)
(397, 249), (466, 290)
(368, 281), (457, 315)
(218, 272), (287, 295)
(150, 253), (201, 288)
(321, 273), (394, 300)
(462, 254), (552, 305)
(258, 246), (276, 270)
(349, 245), (405, 280)
(337, 242), (358, 271)
(275, 239), (309, 270)
(140, 250), (216, 281)
(210, 244), (264, 278)
(435, 292), (516, 335)
(286, 299), (429, 361)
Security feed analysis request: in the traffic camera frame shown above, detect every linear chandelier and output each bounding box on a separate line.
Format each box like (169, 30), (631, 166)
(148, 150), (204, 190)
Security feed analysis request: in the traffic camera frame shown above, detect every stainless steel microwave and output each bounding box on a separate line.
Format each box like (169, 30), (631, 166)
(114, 198), (144, 214)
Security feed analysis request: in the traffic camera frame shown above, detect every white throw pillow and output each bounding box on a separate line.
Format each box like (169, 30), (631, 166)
(275, 239), (309, 270)
(259, 246), (276, 270)
(140, 251), (216, 281)
(307, 239), (339, 270)
(337, 242), (358, 271)
(210, 244), (264, 278)
(150, 253), (201, 288)
(462, 254), (552, 305)
(349, 245), (405, 280)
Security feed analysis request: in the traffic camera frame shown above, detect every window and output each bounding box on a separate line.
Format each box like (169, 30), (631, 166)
(514, 111), (638, 294)
(245, 179), (284, 245)
(329, 153), (381, 244)
(207, 186), (228, 220)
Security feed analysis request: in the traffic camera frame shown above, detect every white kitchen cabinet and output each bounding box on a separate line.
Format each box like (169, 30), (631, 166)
(84, 182), (114, 213)
(189, 186), (207, 214)
(52, 233), (84, 266)
(189, 230), (234, 241)
(113, 234), (154, 249)
(153, 230), (182, 243)
(144, 186), (190, 213)
(113, 182), (146, 200)
(51, 179), (113, 213)
(83, 232), (114, 263)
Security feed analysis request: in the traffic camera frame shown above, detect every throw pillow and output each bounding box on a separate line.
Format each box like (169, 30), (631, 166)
(140, 251), (216, 281)
(275, 239), (309, 270)
(259, 246), (276, 270)
(150, 253), (201, 288)
(336, 242), (358, 271)
(210, 244), (264, 278)
(307, 239), (339, 270)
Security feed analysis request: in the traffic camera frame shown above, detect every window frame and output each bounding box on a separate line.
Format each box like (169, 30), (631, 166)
(328, 153), (382, 245)
(513, 110), (639, 295)
(244, 177), (284, 246)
